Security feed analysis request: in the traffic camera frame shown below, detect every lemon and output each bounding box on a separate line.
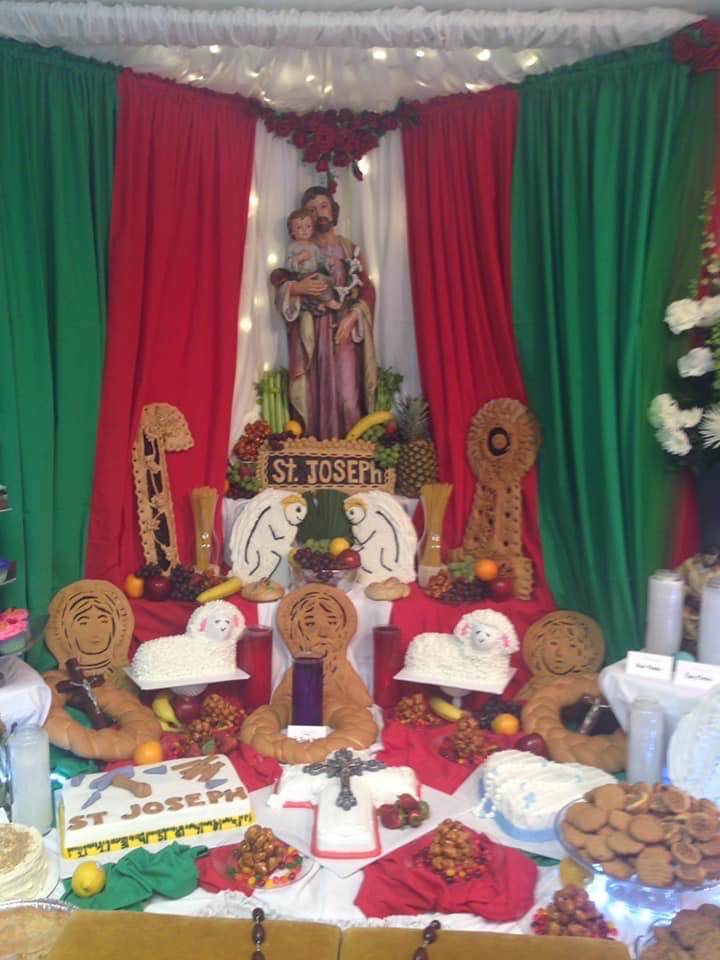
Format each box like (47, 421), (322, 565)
(559, 856), (592, 887)
(71, 861), (107, 897)
(285, 420), (303, 437)
(328, 537), (351, 557)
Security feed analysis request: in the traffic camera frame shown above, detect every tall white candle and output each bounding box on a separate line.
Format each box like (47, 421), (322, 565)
(645, 570), (684, 656)
(699, 576), (720, 667)
(9, 724), (53, 834)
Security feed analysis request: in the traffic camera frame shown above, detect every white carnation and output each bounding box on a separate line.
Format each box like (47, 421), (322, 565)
(678, 347), (715, 378)
(657, 427), (691, 457)
(699, 404), (720, 449)
(697, 295), (720, 327)
(678, 406), (703, 429)
(665, 298), (702, 334)
(649, 394), (680, 429)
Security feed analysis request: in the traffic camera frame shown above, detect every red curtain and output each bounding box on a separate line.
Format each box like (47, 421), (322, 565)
(403, 91), (552, 605)
(86, 72), (256, 584)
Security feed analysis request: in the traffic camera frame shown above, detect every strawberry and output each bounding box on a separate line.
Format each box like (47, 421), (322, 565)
(380, 808), (404, 830)
(408, 810), (424, 828)
(377, 803), (396, 821)
(416, 801), (430, 820)
(397, 793), (419, 813)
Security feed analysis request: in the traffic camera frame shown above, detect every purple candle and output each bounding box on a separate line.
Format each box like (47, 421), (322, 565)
(292, 655), (324, 726)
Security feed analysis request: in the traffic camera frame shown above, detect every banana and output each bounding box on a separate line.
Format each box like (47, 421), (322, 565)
(429, 696), (464, 722)
(195, 577), (243, 604)
(345, 411), (393, 440)
(159, 719), (182, 733)
(152, 694), (182, 729)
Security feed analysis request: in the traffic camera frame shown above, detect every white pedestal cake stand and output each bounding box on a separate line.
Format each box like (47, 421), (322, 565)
(392, 667), (516, 707)
(123, 666), (250, 697)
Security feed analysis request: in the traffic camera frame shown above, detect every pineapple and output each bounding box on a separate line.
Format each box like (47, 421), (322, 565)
(395, 396), (439, 498)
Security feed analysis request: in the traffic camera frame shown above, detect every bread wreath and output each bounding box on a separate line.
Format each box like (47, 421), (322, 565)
(521, 675), (626, 773)
(43, 670), (161, 760)
(241, 702), (378, 763)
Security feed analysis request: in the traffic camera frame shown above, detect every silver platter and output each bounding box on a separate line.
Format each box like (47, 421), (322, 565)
(0, 898), (74, 913)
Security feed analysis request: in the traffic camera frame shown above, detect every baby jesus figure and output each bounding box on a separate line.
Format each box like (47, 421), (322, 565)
(285, 207), (348, 316)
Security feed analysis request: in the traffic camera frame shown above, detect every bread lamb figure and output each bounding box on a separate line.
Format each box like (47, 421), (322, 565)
(130, 601), (246, 684)
(453, 609), (519, 657)
(229, 489), (307, 584)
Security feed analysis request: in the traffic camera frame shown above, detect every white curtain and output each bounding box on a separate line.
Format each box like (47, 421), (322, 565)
(229, 123), (420, 450)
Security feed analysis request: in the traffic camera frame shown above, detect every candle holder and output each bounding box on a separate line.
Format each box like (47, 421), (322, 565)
(699, 576), (720, 665)
(373, 625), (404, 709)
(8, 724), (52, 834)
(237, 625), (273, 710)
(645, 570), (684, 656)
(291, 655), (324, 727)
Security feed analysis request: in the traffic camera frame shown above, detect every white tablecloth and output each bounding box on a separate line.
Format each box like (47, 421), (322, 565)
(599, 659), (704, 736)
(0, 656), (52, 728)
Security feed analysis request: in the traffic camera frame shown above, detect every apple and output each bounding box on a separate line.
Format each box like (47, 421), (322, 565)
(489, 577), (514, 601)
(338, 548), (362, 570)
(172, 695), (203, 724)
(144, 574), (172, 601)
(515, 733), (549, 758)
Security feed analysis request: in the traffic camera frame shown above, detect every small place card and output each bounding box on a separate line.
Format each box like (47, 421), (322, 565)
(286, 724), (330, 743)
(626, 650), (674, 682)
(673, 660), (720, 691)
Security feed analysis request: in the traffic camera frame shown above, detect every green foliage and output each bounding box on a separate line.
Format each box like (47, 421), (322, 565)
(374, 367), (404, 413)
(298, 489), (353, 542)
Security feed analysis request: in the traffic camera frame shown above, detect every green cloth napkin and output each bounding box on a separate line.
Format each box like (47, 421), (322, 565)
(62, 843), (208, 911)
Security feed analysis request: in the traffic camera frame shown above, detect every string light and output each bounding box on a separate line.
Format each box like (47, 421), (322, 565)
(358, 156), (370, 177)
(415, 49), (426, 59)
(248, 192), (259, 215)
(476, 49), (491, 61)
(417, 80), (428, 87)
(323, 84), (333, 94)
(263, 361), (271, 372)
(208, 44), (220, 54)
(305, 74), (316, 83)
(266, 252), (279, 267)
(371, 48), (388, 61)
(240, 317), (253, 333)
(520, 51), (539, 68)
(465, 82), (489, 93)
(248, 69), (261, 78)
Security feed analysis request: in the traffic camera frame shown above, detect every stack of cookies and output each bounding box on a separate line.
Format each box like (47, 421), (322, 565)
(639, 904), (720, 960)
(559, 782), (720, 888)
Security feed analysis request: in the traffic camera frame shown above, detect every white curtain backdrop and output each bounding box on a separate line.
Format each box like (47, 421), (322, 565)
(229, 124), (420, 449)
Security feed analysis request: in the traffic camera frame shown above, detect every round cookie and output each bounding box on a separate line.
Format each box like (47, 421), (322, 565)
(675, 862), (706, 886)
(585, 835), (614, 862)
(608, 809), (632, 832)
(602, 858), (633, 881)
(562, 823), (589, 850)
(699, 835), (720, 857)
(608, 830), (644, 856)
(587, 783), (626, 811)
(629, 814), (665, 844)
(565, 802), (608, 833)
(637, 848), (674, 888)
(687, 812), (719, 842)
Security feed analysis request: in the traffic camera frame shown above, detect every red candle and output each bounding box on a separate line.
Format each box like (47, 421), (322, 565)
(373, 625), (404, 709)
(237, 626), (272, 710)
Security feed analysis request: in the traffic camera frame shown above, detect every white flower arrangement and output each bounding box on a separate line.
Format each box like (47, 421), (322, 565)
(649, 192), (720, 466)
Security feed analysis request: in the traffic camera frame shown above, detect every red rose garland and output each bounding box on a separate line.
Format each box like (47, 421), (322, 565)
(250, 99), (419, 189)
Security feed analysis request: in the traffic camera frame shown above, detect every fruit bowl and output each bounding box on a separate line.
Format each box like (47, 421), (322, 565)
(290, 562), (357, 592)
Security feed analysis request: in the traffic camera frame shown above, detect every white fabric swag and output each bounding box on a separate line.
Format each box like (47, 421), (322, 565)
(229, 125), (420, 450)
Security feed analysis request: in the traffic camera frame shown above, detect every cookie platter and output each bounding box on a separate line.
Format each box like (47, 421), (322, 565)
(555, 782), (720, 911)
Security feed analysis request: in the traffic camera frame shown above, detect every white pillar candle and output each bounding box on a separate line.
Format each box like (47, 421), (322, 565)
(8, 724), (53, 834)
(699, 576), (720, 666)
(644, 570), (684, 656)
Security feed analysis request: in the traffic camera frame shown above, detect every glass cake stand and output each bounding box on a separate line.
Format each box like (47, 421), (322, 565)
(555, 801), (719, 913)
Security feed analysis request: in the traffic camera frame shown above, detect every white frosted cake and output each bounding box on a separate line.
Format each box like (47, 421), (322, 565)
(129, 601), (245, 685)
(0, 823), (49, 901)
(404, 609), (519, 690)
(478, 750), (616, 838)
(268, 756), (419, 858)
(60, 754), (254, 860)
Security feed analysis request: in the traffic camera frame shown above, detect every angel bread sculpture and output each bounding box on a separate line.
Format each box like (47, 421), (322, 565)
(343, 491), (417, 600)
(228, 489), (308, 594)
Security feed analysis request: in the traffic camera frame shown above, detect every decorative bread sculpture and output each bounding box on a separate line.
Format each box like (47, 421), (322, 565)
(241, 584), (377, 762)
(45, 579), (134, 685)
(343, 491), (417, 588)
(521, 675), (626, 773)
(517, 610), (605, 699)
(229, 489), (307, 584)
(43, 671), (161, 760)
(454, 399), (540, 599)
(132, 402), (194, 573)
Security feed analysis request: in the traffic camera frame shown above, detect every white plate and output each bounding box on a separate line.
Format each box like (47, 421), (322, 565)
(393, 666), (516, 696)
(123, 665), (250, 691)
(41, 854), (61, 900)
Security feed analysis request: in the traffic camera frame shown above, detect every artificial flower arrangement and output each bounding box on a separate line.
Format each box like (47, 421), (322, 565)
(649, 192), (720, 464)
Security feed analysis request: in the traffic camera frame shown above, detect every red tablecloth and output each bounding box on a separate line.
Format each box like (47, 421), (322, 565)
(354, 827), (538, 920)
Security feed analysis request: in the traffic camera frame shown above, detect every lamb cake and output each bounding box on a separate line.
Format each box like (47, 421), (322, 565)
(59, 754), (254, 861)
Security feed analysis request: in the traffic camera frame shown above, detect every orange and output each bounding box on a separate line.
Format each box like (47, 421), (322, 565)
(474, 558), (498, 581)
(491, 713), (520, 736)
(224, 478), (230, 494)
(133, 740), (163, 765)
(124, 574), (144, 599)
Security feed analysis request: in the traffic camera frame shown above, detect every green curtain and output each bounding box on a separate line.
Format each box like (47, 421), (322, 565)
(512, 42), (713, 662)
(0, 40), (118, 619)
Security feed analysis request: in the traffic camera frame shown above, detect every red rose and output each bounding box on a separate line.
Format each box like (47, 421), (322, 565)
(338, 108), (354, 124)
(323, 109), (338, 122)
(284, 112), (299, 125)
(364, 111), (380, 126)
(303, 144), (322, 163)
(381, 115), (399, 131)
(329, 179), (338, 194)
(333, 150), (350, 167)
(314, 130), (334, 152)
(275, 119), (293, 137)
(264, 118), (276, 133)
(291, 130), (308, 148)
(351, 115), (366, 130)
(260, 108), (273, 122)
(316, 157), (329, 172)
(352, 165), (364, 182)
(303, 113), (323, 131)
